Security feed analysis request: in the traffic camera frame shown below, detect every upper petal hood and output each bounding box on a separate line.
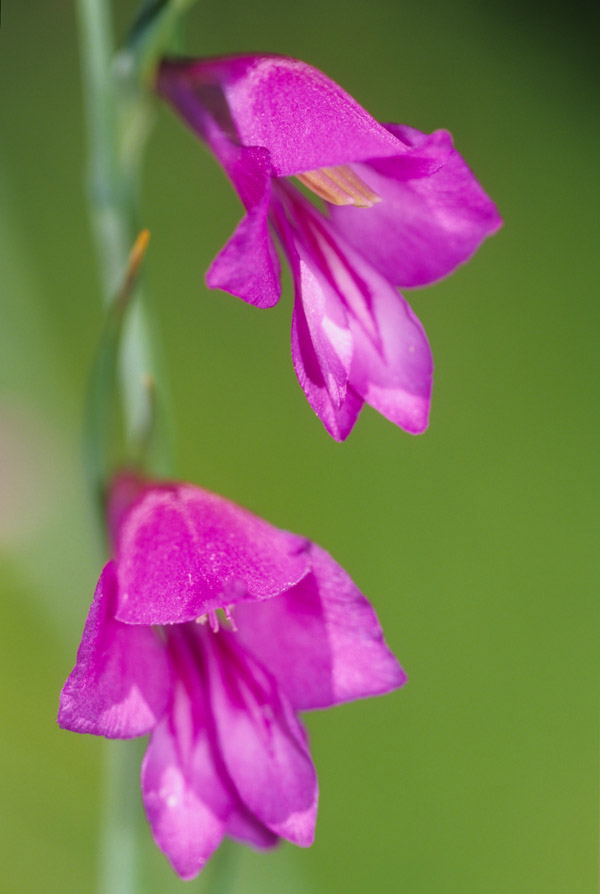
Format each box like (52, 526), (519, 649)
(113, 483), (310, 625)
(157, 55), (404, 177)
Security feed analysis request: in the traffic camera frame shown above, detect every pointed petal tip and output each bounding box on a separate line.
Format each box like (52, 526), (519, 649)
(390, 664), (409, 691)
(267, 798), (318, 848)
(324, 422), (351, 443)
(489, 208), (504, 235)
(205, 214), (282, 309)
(172, 859), (211, 882)
(361, 391), (431, 436)
(406, 412), (430, 435)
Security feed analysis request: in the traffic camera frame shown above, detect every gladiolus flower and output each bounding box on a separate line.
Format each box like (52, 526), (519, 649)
(157, 54), (501, 440)
(58, 476), (405, 879)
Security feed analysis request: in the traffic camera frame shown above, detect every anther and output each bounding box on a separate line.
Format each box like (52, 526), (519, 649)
(296, 165), (381, 208)
(224, 605), (238, 632)
(195, 606), (237, 633)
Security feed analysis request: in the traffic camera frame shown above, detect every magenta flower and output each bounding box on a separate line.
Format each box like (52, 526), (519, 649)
(157, 54), (501, 440)
(59, 476), (405, 879)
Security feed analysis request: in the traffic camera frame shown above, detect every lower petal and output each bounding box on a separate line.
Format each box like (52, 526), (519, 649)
(206, 148), (281, 309)
(342, 243), (434, 434)
(291, 292), (363, 441)
(227, 807), (280, 850)
(204, 632), (318, 846)
(277, 185), (431, 437)
(58, 562), (171, 739)
(141, 679), (231, 880)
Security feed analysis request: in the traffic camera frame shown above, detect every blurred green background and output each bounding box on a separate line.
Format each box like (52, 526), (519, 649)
(1, 1), (597, 891)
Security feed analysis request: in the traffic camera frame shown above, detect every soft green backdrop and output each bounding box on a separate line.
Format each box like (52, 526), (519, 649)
(1, 1), (597, 892)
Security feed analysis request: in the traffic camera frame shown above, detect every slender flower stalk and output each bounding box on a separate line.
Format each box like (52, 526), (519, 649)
(77, 0), (166, 465)
(76, 1), (176, 891)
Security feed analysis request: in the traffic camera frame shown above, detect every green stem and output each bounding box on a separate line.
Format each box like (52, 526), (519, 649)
(77, 0), (163, 462)
(206, 838), (238, 893)
(76, 2), (159, 892)
(77, 0), (130, 299)
(98, 741), (145, 894)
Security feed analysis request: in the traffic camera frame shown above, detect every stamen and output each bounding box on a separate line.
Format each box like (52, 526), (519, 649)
(224, 605), (238, 632)
(296, 165), (381, 208)
(195, 606), (237, 632)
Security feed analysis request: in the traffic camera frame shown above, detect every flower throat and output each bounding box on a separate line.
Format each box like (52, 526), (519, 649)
(296, 165), (381, 207)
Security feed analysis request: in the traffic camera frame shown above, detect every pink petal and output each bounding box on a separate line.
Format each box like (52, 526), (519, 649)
(156, 67), (281, 309)
(205, 144), (281, 308)
(331, 125), (502, 288)
(58, 563), (171, 738)
(226, 808), (279, 850)
(235, 544), (406, 711)
(158, 56), (404, 177)
(141, 674), (231, 880)
(292, 259), (352, 409)
(206, 197), (281, 308)
(203, 630), (318, 846)
(114, 484), (310, 625)
(278, 189), (431, 435)
(275, 196), (363, 441)
(337, 232), (433, 434)
(290, 297), (363, 441)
